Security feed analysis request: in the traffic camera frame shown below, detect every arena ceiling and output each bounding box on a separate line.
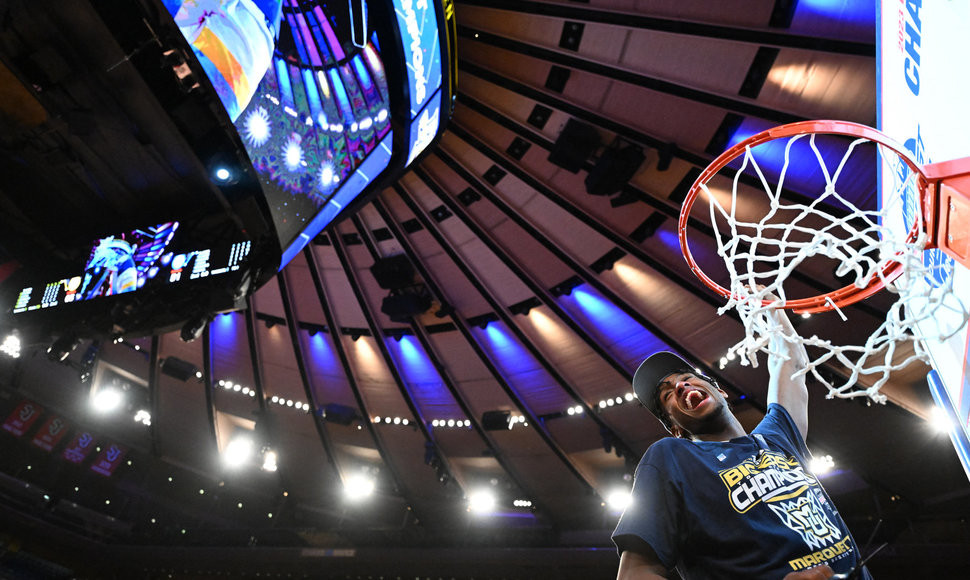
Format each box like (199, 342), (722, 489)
(0, 1), (968, 578)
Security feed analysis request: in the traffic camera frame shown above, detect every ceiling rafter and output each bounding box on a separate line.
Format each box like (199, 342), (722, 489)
(243, 302), (300, 498)
(328, 221), (468, 524)
(275, 272), (344, 482)
(456, 0), (875, 56)
(456, 59), (864, 217)
(300, 246), (416, 517)
(410, 167), (639, 462)
(391, 182), (600, 497)
(147, 336), (161, 458)
(342, 217), (444, 449)
(201, 328), (219, 458)
(458, 26), (808, 125)
(370, 197), (554, 524)
(414, 157), (753, 414)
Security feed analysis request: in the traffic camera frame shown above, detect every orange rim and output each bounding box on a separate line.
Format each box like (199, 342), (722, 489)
(678, 120), (926, 314)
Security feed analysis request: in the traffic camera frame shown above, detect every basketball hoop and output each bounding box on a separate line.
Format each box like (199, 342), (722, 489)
(681, 120), (970, 401)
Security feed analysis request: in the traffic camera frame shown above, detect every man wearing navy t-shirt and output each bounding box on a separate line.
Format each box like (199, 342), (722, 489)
(613, 307), (872, 580)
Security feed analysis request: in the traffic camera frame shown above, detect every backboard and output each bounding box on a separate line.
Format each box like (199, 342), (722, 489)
(879, 1), (970, 480)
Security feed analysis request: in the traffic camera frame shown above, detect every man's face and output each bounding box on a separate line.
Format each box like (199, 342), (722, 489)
(656, 371), (729, 436)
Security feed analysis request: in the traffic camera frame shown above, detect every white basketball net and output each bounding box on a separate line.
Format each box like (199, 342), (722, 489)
(702, 133), (969, 402)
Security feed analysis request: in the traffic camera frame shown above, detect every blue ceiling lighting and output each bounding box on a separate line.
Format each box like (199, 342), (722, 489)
(795, 0), (876, 29)
(479, 324), (564, 412)
(386, 335), (456, 413)
(655, 227), (681, 254)
(210, 311), (242, 358)
(306, 332), (337, 370)
(562, 286), (672, 369)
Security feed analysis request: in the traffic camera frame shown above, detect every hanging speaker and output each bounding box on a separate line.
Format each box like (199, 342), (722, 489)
(584, 144), (645, 197)
(548, 119), (601, 173)
(370, 255), (414, 290)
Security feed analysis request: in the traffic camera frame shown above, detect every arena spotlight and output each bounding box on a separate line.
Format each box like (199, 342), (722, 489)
(223, 436), (254, 468)
(606, 488), (632, 512)
(1, 333), (21, 358)
(343, 474), (376, 502)
(91, 387), (124, 414)
(208, 156), (240, 185)
(261, 449), (278, 472)
(809, 454), (835, 475)
(467, 489), (496, 514)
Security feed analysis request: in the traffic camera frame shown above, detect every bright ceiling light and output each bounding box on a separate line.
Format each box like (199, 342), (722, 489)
(467, 489), (496, 514)
(261, 449), (278, 472)
(223, 436), (254, 468)
(134, 409), (152, 426)
(810, 454), (835, 475)
(91, 388), (124, 413)
(606, 489), (632, 511)
(1, 334), (21, 358)
(344, 474), (375, 501)
(929, 406), (951, 434)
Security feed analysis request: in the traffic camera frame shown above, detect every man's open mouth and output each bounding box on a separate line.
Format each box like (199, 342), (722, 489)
(683, 388), (708, 411)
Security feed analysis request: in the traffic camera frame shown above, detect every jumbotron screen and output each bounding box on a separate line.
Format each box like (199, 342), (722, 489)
(164, 0), (453, 267)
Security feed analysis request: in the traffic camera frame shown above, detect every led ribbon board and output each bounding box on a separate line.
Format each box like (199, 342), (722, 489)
(12, 222), (251, 314)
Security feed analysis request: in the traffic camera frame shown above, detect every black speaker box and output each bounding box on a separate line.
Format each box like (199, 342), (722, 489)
(585, 144), (645, 196)
(481, 410), (511, 431)
(381, 293), (432, 321)
(370, 255), (414, 290)
(548, 119), (601, 173)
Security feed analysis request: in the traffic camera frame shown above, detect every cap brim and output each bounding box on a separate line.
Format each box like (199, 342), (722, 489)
(632, 352), (695, 427)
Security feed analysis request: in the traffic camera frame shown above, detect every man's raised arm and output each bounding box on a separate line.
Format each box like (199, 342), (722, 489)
(765, 307), (810, 440)
(616, 548), (672, 580)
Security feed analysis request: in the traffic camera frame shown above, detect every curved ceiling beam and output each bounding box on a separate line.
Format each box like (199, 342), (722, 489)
(408, 169), (639, 461)
(456, 61), (862, 217)
(370, 198), (554, 522)
(275, 272), (343, 482)
(339, 218), (442, 450)
(458, 27), (808, 125)
(243, 303), (299, 496)
(392, 182), (600, 496)
(301, 245), (417, 517)
(413, 159), (753, 414)
(148, 336), (161, 458)
(201, 328), (219, 458)
(456, 0), (875, 56)
(328, 224), (467, 524)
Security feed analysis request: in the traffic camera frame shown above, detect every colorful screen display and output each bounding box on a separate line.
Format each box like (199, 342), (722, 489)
(391, 0), (442, 118)
(165, 0), (394, 265)
(406, 87), (441, 166)
(11, 222), (251, 314)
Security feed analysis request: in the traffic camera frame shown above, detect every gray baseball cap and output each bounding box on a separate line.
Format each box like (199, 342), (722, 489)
(632, 351), (696, 430)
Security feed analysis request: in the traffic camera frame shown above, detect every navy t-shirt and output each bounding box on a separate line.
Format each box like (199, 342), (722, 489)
(613, 404), (872, 579)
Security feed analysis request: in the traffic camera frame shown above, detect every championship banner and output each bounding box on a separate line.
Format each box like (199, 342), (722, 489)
(2, 399), (44, 437)
(62, 431), (97, 464)
(90, 442), (127, 477)
(30, 414), (70, 451)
